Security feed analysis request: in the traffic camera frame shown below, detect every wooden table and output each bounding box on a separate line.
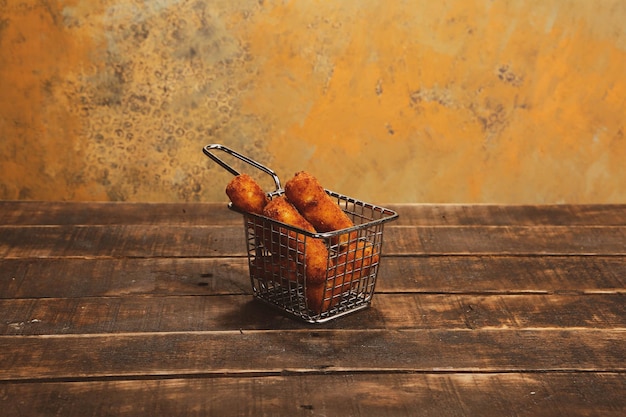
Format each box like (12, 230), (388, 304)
(1, 201), (625, 416)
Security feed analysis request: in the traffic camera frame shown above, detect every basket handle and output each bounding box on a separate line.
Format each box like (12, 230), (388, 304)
(203, 144), (282, 191)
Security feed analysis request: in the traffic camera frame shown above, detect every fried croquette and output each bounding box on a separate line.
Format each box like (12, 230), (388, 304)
(225, 174), (268, 215)
(284, 171), (354, 233)
(337, 239), (379, 277)
(262, 196), (329, 285)
(306, 272), (356, 314)
(251, 256), (300, 283)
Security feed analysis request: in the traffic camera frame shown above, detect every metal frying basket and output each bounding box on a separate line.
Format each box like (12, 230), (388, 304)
(204, 144), (399, 323)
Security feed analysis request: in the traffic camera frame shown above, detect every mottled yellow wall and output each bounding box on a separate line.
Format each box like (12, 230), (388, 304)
(1, 0), (625, 203)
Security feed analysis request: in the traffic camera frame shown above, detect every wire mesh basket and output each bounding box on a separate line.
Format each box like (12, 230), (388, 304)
(204, 144), (399, 323)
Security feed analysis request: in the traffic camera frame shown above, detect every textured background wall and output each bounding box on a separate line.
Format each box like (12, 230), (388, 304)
(1, 0), (625, 204)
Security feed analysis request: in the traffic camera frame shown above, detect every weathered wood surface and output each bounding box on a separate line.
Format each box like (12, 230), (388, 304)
(2, 224), (626, 258)
(2, 329), (625, 381)
(1, 202), (625, 416)
(2, 201), (626, 226)
(2, 293), (625, 334)
(3, 256), (625, 297)
(3, 373), (624, 417)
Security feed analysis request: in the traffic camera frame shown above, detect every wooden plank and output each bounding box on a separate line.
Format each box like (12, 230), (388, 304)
(2, 225), (626, 258)
(391, 204), (626, 226)
(0, 201), (240, 226)
(2, 294), (624, 335)
(2, 373), (625, 417)
(0, 225), (245, 258)
(0, 258), (250, 298)
(1, 329), (624, 380)
(2, 256), (625, 299)
(2, 201), (625, 226)
(385, 225), (626, 255)
(377, 255), (626, 293)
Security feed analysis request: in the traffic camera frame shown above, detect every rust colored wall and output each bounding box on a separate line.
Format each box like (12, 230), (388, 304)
(1, 0), (625, 203)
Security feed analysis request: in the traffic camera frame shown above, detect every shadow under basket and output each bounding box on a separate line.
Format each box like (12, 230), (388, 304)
(232, 189), (398, 323)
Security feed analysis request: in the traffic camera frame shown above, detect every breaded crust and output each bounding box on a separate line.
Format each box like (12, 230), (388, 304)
(225, 174), (268, 215)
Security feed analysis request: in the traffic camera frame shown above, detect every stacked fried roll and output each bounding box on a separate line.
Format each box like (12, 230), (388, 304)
(225, 171), (378, 314)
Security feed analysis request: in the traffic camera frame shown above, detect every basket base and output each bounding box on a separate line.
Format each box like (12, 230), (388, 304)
(253, 285), (372, 323)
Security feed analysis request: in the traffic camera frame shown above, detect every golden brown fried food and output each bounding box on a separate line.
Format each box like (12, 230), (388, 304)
(226, 170), (382, 316)
(263, 195), (316, 233)
(306, 282), (328, 314)
(306, 272), (356, 314)
(251, 256), (300, 283)
(337, 239), (379, 277)
(284, 171), (354, 235)
(252, 255), (332, 314)
(304, 241), (377, 314)
(251, 236), (379, 315)
(225, 174), (268, 215)
(262, 196), (329, 285)
(252, 255), (341, 314)
(281, 171), (381, 314)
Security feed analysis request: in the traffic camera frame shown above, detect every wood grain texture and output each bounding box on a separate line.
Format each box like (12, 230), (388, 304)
(390, 204), (626, 226)
(2, 224), (626, 258)
(1, 202), (625, 417)
(1, 293), (624, 335)
(0, 201), (241, 226)
(2, 373), (625, 417)
(2, 201), (625, 226)
(2, 329), (625, 380)
(2, 256), (625, 298)
(384, 225), (626, 255)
